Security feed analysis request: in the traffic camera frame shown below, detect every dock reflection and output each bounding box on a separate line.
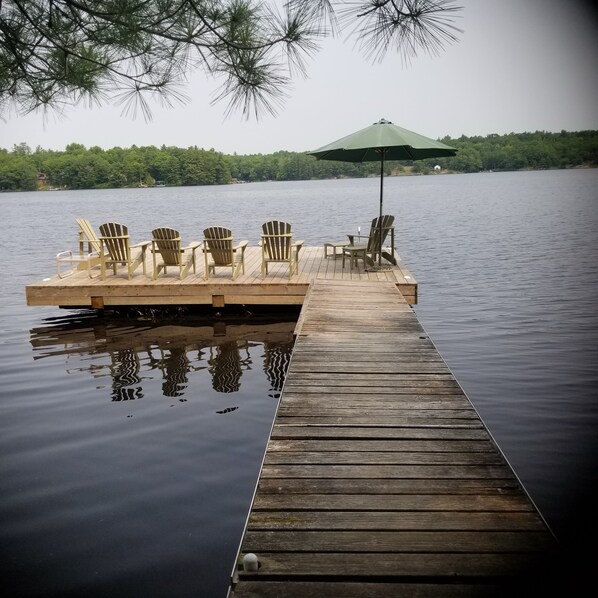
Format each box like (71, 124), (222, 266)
(30, 312), (296, 402)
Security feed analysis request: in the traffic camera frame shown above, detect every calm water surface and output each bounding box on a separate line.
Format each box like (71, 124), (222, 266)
(1, 169), (596, 596)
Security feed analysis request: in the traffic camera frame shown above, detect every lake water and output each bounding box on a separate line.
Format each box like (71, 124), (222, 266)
(1, 169), (596, 596)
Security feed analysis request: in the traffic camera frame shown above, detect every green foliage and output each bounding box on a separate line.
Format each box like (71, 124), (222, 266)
(1, 1), (462, 120)
(0, 153), (38, 190)
(424, 130), (598, 173)
(0, 130), (596, 192)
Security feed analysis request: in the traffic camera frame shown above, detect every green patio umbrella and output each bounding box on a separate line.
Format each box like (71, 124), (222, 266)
(307, 118), (457, 268)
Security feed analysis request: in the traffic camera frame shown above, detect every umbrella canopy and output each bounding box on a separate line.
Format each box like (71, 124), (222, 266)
(308, 118), (457, 162)
(307, 118), (457, 267)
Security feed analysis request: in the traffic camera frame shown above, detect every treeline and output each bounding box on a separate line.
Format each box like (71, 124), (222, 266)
(1, 130), (596, 192)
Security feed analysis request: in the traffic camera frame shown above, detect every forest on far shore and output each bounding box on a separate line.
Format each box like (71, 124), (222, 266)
(1, 129), (596, 192)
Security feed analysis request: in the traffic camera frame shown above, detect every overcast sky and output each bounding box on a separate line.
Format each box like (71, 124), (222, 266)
(1, 0), (597, 155)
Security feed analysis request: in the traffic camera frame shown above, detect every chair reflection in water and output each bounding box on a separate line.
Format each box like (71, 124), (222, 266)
(263, 341), (293, 398)
(30, 319), (295, 405)
(208, 341), (252, 394)
(108, 348), (143, 401)
(159, 347), (192, 398)
(145, 345), (204, 399)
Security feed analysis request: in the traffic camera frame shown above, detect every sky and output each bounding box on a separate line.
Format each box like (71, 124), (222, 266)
(1, 0), (597, 155)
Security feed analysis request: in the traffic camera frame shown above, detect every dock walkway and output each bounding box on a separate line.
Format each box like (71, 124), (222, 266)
(229, 280), (560, 597)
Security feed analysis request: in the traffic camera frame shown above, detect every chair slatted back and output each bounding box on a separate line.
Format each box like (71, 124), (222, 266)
(99, 222), (130, 263)
(366, 214), (395, 253)
(204, 226), (234, 266)
(262, 220), (292, 260)
(152, 227), (183, 266)
(76, 218), (102, 254)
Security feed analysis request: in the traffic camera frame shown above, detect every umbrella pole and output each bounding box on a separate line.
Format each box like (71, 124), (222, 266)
(379, 151), (385, 267)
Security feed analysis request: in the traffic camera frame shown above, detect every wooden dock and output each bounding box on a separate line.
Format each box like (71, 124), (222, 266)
(229, 280), (560, 597)
(25, 246), (417, 309)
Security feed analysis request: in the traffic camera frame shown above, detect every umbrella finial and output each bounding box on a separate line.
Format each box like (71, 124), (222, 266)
(375, 118), (392, 125)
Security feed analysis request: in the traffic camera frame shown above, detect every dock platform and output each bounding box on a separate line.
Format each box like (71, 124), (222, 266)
(25, 246), (417, 308)
(229, 280), (560, 597)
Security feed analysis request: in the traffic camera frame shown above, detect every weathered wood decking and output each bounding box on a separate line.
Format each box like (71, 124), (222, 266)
(25, 246), (417, 308)
(229, 280), (560, 597)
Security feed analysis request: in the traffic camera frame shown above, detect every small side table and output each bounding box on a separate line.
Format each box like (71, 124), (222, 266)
(56, 250), (102, 278)
(342, 245), (367, 270)
(323, 241), (347, 259)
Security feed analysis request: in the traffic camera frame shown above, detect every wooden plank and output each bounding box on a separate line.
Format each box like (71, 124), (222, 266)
(263, 451), (505, 465)
(271, 415), (482, 427)
(266, 439), (496, 452)
(234, 551), (551, 579)
(269, 427), (491, 440)
(257, 465), (517, 482)
(247, 510), (549, 531)
(242, 530), (556, 553)
(231, 581), (508, 597)
(254, 478), (522, 495)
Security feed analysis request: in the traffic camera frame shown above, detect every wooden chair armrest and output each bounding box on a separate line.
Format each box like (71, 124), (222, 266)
(292, 240), (304, 249)
(131, 240), (151, 249)
(347, 234), (369, 245)
(184, 241), (202, 251)
(235, 240), (249, 251)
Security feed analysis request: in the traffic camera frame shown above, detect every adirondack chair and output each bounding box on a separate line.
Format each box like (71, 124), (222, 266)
(56, 218), (103, 278)
(76, 218), (103, 256)
(260, 220), (304, 278)
(202, 226), (248, 280)
(98, 222), (150, 279)
(342, 214), (396, 270)
(151, 227), (200, 280)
